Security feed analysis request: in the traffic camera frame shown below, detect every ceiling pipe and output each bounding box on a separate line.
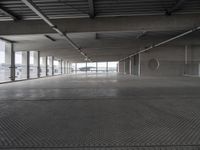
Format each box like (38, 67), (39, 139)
(21, 0), (91, 62)
(119, 26), (200, 61)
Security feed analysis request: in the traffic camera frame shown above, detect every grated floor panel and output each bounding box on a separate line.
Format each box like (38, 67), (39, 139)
(0, 74), (200, 150)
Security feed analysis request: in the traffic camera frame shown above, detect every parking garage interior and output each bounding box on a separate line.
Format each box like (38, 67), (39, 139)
(1, 0), (200, 150)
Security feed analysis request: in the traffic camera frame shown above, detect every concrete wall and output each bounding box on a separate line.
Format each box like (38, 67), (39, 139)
(140, 46), (185, 77)
(184, 45), (200, 76)
(118, 45), (200, 77)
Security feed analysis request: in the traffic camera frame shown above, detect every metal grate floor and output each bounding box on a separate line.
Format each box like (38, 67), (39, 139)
(0, 75), (200, 149)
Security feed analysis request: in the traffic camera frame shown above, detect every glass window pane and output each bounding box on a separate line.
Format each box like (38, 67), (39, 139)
(54, 58), (61, 75)
(40, 57), (46, 77)
(97, 62), (107, 72)
(108, 61), (118, 72)
(0, 40), (11, 82)
(29, 51), (38, 78)
(47, 56), (53, 76)
(71, 63), (76, 73)
(77, 63), (86, 73)
(87, 62), (97, 73)
(15, 51), (27, 80)
(62, 60), (65, 74)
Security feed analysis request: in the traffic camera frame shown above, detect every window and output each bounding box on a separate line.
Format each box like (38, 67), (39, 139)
(71, 63), (76, 73)
(29, 51), (38, 78)
(15, 51), (27, 80)
(97, 62), (107, 73)
(0, 40), (11, 82)
(40, 57), (46, 77)
(62, 60), (65, 74)
(108, 62), (118, 72)
(87, 62), (97, 73)
(77, 63), (86, 73)
(54, 58), (61, 75)
(47, 56), (53, 76)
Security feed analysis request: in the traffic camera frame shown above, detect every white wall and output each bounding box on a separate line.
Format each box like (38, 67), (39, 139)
(140, 46), (185, 77)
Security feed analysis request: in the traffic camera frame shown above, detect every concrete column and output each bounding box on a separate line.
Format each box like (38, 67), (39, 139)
(52, 56), (54, 76)
(199, 64), (200, 77)
(37, 51), (40, 78)
(129, 57), (132, 75)
(66, 61), (68, 74)
(75, 63), (77, 73)
(86, 61), (87, 73)
(123, 60), (126, 74)
(61, 59), (63, 74)
(106, 62), (108, 72)
(69, 63), (72, 74)
(63, 60), (66, 74)
(10, 43), (15, 81)
(45, 56), (48, 76)
(138, 53), (141, 77)
(185, 45), (188, 65)
(96, 62), (98, 73)
(27, 51), (30, 79)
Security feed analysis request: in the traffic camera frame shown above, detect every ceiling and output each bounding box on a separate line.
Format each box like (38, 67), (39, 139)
(0, 0), (200, 62)
(1, 0), (200, 21)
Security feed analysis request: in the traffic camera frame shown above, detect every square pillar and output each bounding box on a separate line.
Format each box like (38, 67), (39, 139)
(37, 51), (40, 78)
(96, 62), (98, 73)
(27, 51), (30, 79)
(86, 61), (87, 73)
(61, 59), (63, 74)
(45, 56), (48, 76)
(10, 43), (15, 81)
(52, 56), (54, 76)
(106, 62), (108, 72)
(75, 63), (77, 73)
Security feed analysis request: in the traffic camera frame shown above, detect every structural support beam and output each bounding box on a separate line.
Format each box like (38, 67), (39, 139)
(21, 0), (91, 61)
(1, 14), (200, 36)
(166, 0), (187, 15)
(0, 37), (15, 43)
(0, 5), (20, 21)
(88, 0), (95, 18)
(119, 26), (200, 61)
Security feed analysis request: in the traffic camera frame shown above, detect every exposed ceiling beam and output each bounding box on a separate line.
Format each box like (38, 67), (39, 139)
(44, 35), (56, 42)
(21, 0), (91, 61)
(0, 5), (20, 21)
(0, 37), (15, 43)
(119, 26), (200, 61)
(88, 0), (95, 18)
(1, 14), (199, 36)
(166, 0), (187, 15)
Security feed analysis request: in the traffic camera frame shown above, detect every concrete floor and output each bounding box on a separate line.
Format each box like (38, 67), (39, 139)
(0, 73), (200, 150)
